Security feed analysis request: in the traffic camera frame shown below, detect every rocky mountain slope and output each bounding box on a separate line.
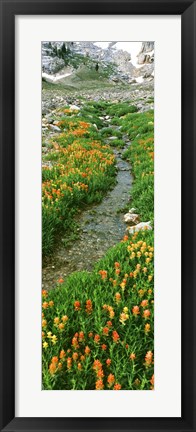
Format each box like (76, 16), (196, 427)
(42, 41), (154, 85)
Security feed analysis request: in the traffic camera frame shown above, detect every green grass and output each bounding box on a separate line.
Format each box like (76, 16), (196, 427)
(119, 110), (154, 222)
(108, 139), (125, 148)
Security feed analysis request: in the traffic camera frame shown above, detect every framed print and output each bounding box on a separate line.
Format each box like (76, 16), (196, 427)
(0, 1), (196, 431)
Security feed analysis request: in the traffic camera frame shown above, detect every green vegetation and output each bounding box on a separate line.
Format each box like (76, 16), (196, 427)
(42, 229), (154, 390)
(120, 111), (154, 222)
(42, 111), (116, 256)
(109, 138), (125, 148)
(42, 98), (154, 390)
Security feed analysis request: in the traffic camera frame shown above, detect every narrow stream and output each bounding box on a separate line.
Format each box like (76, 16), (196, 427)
(42, 131), (133, 290)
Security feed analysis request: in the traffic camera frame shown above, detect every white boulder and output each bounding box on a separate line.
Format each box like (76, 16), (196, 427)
(70, 105), (80, 111)
(124, 213), (139, 224)
(127, 221), (152, 234)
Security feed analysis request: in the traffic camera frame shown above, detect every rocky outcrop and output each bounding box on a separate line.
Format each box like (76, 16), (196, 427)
(137, 42), (154, 66)
(42, 41), (154, 83)
(42, 42), (73, 74)
(140, 42), (154, 53)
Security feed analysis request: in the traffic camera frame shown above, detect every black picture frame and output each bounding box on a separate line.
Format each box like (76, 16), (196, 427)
(0, 0), (195, 431)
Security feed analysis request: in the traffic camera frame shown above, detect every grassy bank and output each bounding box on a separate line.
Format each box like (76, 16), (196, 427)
(42, 111), (116, 256)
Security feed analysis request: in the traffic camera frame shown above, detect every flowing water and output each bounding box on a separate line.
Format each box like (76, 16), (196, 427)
(42, 132), (133, 290)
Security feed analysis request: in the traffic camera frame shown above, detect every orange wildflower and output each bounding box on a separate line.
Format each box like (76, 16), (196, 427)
(85, 299), (93, 314)
(101, 344), (107, 351)
(62, 315), (68, 322)
(72, 336), (79, 349)
(102, 327), (109, 336)
(42, 319), (47, 328)
(150, 374), (154, 389)
(84, 346), (91, 355)
(114, 383), (121, 390)
(99, 270), (108, 280)
(58, 323), (64, 330)
(145, 323), (151, 333)
(74, 300), (81, 311)
(93, 359), (102, 371)
(106, 358), (111, 366)
(107, 321), (112, 327)
(49, 362), (56, 374)
(60, 350), (66, 359)
(49, 300), (54, 307)
(115, 292), (121, 303)
(42, 302), (48, 309)
(67, 357), (72, 370)
(112, 330), (120, 343)
(57, 278), (64, 283)
(130, 353), (136, 361)
(97, 369), (104, 378)
(72, 352), (78, 361)
(94, 334), (100, 344)
(107, 373), (115, 387)
(108, 306), (115, 319)
(143, 309), (151, 319)
(132, 305), (140, 316)
(141, 299), (148, 307)
(79, 331), (85, 342)
(95, 379), (104, 390)
(145, 351), (153, 366)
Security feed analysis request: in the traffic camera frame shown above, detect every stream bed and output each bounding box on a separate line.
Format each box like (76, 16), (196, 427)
(42, 133), (133, 290)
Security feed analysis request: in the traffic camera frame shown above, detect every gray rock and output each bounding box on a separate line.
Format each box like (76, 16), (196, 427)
(49, 124), (61, 132)
(137, 53), (146, 65)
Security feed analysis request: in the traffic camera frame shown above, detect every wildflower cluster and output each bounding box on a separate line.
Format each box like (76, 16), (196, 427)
(42, 110), (115, 256)
(42, 229), (154, 390)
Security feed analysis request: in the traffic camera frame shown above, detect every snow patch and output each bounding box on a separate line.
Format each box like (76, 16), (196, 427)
(114, 42), (143, 67)
(42, 72), (72, 82)
(135, 76), (144, 83)
(94, 42), (110, 50)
